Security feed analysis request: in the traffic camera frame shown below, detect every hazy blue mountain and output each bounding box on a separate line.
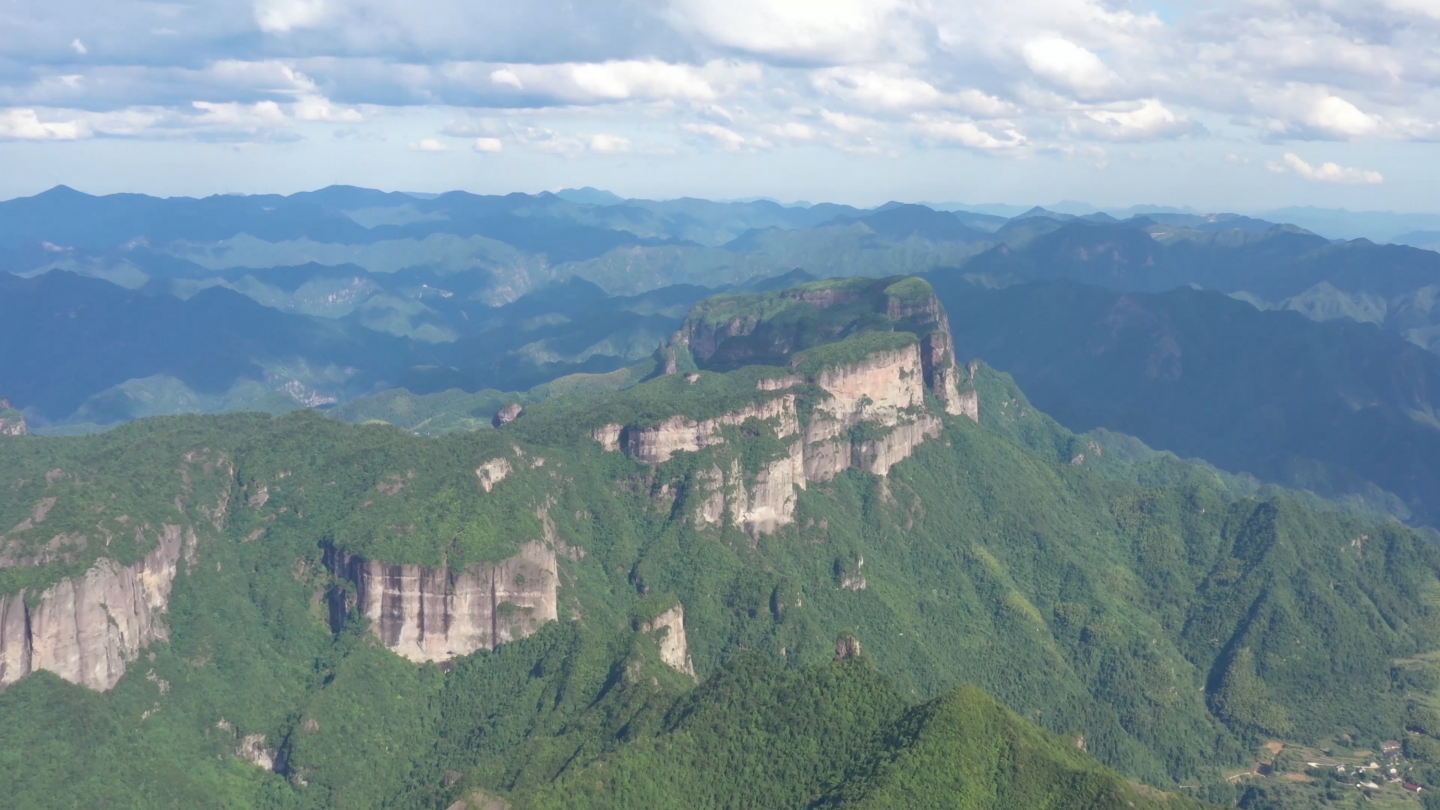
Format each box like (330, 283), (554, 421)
(930, 273), (1440, 525)
(555, 187), (627, 205)
(1256, 206), (1440, 242)
(0, 270), (415, 423)
(825, 203), (993, 243)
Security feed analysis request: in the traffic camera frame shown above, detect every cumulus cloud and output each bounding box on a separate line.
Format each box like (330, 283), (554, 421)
(412, 137), (448, 152)
(0, 108), (89, 140)
(255, 0), (328, 34)
(1, 0), (1438, 165)
(192, 100), (288, 129)
(1250, 85), (1385, 139)
(667, 0), (920, 64)
(681, 121), (765, 151)
(474, 60), (725, 106)
(1268, 152), (1384, 184)
(910, 116), (1028, 151)
(1072, 100), (1202, 141)
(472, 136), (502, 152)
(1022, 37), (1115, 97)
(809, 66), (1018, 118)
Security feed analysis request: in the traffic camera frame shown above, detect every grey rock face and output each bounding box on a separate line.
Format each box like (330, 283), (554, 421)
(0, 524), (194, 691)
(329, 540), (559, 663)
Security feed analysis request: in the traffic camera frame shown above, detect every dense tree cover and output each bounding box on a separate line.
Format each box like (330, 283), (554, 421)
(1, 307), (1438, 808)
(523, 657), (1210, 810)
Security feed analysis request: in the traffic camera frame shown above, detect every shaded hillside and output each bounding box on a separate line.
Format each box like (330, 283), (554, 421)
(932, 275), (1440, 524)
(0, 272), (805, 427)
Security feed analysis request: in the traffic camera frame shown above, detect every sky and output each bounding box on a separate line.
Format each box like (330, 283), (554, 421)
(1, 0), (1439, 210)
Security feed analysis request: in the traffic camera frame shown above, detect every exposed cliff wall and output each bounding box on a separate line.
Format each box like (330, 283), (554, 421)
(0, 524), (195, 691)
(640, 603), (696, 679)
(595, 394), (799, 465)
(600, 341), (947, 537)
(328, 540), (558, 663)
(0, 397), (27, 436)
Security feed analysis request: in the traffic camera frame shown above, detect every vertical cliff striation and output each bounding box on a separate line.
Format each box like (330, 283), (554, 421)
(594, 340), (947, 537)
(327, 540), (559, 663)
(0, 524), (195, 691)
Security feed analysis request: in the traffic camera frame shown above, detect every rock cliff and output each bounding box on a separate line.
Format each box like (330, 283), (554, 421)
(594, 395), (799, 466)
(0, 397), (27, 437)
(639, 603), (696, 679)
(595, 340), (950, 537)
(327, 540), (559, 663)
(0, 524), (195, 691)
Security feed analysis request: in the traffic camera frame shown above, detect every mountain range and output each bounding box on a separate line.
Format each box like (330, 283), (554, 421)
(3, 277), (1437, 809)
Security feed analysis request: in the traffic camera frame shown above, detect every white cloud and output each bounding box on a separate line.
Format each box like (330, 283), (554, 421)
(767, 121), (816, 141)
(473, 136), (503, 152)
(681, 121), (754, 151)
(1306, 95), (1380, 137)
(191, 100), (288, 129)
(293, 95), (363, 123)
(588, 133), (630, 153)
(810, 67), (1016, 117)
(667, 0), (917, 64)
(255, 0), (327, 34)
(3, 0), (1440, 177)
(1074, 100), (1201, 141)
(489, 68), (523, 89)
(910, 116), (1027, 151)
(1249, 85), (1385, 140)
(811, 67), (943, 113)
(412, 137), (448, 152)
(0, 108), (89, 140)
(1269, 152), (1384, 184)
(1022, 37), (1114, 96)
(819, 109), (876, 134)
(476, 60), (723, 105)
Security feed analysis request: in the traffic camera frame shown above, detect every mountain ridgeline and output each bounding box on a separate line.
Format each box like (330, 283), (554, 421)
(7, 184), (1440, 435)
(0, 277), (1437, 809)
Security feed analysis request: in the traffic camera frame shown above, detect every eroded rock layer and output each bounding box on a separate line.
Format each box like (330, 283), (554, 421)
(328, 540), (558, 663)
(0, 524), (193, 691)
(597, 341), (955, 538)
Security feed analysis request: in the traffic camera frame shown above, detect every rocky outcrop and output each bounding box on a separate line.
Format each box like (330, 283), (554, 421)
(609, 395), (800, 465)
(0, 524), (195, 691)
(328, 540), (558, 663)
(919, 325), (978, 422)
(491, 403), (523, 428)
(591, 423), (623, 452)
(601, 342), (950, 537)
(237, 733), (277, 771)
(640, 603), (696, 679)
(801, 343), (942, 482)
(726, 444), (808, 537)
(0, 397), (27, 436)
(475, 457), (512, 492)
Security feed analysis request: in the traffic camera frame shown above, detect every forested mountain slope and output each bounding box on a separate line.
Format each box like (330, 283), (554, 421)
(0, 278), (1435, 809)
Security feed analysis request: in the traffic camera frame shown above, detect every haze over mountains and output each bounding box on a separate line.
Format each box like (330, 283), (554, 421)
(7, 183), (1440, 809)
(7, 184), (1440, 529)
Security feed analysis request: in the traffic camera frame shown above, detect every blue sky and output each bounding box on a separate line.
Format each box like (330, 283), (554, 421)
(2, 0), (1438, 211)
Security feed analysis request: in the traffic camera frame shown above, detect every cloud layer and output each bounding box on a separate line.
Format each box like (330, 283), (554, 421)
(0, 0), (1436, 186)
